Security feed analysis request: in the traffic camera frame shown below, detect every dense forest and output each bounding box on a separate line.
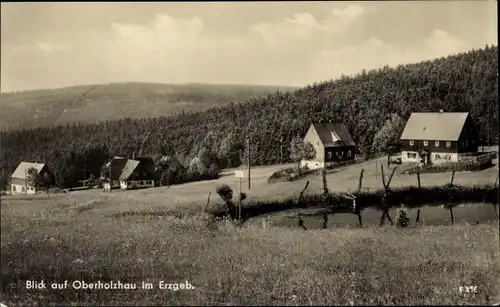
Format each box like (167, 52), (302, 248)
(1, 45), (498, 189)
(0, 83), (297, 130)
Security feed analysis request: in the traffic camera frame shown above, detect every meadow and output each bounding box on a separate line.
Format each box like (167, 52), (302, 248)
(1, 209), (499, 305)
(1, 156), (499, 305)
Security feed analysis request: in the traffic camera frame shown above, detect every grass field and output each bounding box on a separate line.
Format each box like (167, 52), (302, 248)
(1, 210), (499, 305)
(1, 156), (499, 305)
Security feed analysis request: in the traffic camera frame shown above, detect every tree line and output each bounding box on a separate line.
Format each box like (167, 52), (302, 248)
(0, 45), (497, 189)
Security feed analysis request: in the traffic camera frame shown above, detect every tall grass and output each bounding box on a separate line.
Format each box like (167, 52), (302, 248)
(1, 211), (498, 306)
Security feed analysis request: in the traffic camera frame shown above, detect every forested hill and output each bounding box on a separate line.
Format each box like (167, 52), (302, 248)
(0, 83), (298, 130)
(1, 45), (497, 188)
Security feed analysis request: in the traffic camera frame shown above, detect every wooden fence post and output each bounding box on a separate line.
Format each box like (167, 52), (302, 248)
(298, 180), (310, 206)
(379, 165), (396, 226)
(450, 170), (456, 186)
(323, 214), (328, 229)
(356, 169), (364, 227)
(416, 209), (421, 223)
(204, 191), (211, 213)
(298, 216), (307, 230)
(417, 171), (421, 188)
(449, 206), (454, 224)
(358, 169), (365, 193)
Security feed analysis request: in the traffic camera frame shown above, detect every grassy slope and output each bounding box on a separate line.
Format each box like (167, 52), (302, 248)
(1, 157), (499, 305)
(1, 207), (498, 305)
(0, 82), (297, 130)
(2, 156), (498, 215)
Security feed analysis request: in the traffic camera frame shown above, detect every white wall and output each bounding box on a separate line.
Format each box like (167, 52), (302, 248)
(301, 160), (324, 170)
(430, 152), (458, 164)
(103, 180), (120, 191)
(120, 180), (155, 190)
(10, 184), (36, 195)
(401, 151), (420, 164)
(402, 151), (458, 165)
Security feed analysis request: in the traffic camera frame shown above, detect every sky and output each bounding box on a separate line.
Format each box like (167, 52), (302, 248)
(0, 1), (497, 92)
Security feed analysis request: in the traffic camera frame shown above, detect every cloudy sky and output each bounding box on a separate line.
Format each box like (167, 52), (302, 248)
(1, 1), (497, 92)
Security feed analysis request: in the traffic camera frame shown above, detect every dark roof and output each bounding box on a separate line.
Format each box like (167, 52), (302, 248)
(310, 122), (355, 147)
(105, 157), (128, 180)
(104, 156), (159, 181)
(400, 112), (469, 141)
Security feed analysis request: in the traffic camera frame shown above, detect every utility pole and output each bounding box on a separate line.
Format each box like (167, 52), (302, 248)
(246, 135), (251, 190)
(109, 158), (112, 193)
(25, 169), (28, 195)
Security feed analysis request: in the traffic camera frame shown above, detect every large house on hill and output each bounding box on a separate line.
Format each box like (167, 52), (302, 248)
(102, 156), (159, 191)
(10, 162), (53, 195)
(300, 121), (356, 170)
(399, 111), (479, 165)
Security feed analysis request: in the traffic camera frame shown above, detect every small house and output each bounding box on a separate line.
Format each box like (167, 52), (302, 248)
(10, 162), (53, 195)
(399, 111), (479, 165)
(102, 156), (158, 191)
(301, 121), (356, 170)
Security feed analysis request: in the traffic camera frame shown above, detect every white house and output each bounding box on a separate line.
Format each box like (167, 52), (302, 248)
(10, 162), (52, 195)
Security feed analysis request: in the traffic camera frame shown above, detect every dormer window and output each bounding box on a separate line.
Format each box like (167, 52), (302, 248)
(435, 141), (439, 147)
(409, 140), (414, 146)
(423, 141), (428, 146)
(446, 141), (451, 147)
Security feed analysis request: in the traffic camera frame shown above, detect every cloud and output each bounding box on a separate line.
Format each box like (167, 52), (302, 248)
(249, 4), (373, 44)
(0, 7), (493, 92)
(312, 29), (469, 82)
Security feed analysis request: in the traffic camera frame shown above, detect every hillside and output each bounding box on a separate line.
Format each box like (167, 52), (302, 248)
(0, 45), (498, 188)
(0, 82), (298, 130)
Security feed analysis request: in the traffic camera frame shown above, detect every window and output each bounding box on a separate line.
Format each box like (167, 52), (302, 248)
(22, 186), (25, 192)
(127, 182), (131, 186)
(340, 151), (343, 156)
(327, 152), (332, 158)
(435, 141), (440, 147)
(409, 140), (414, 146)
(446, 141), (451, 148)
(465, 140), (468, 146)
(407, 152), (417, 159)
(347, 150), (352, 157)
(423, 141), (428, 146)
(12, 186), (16, 192)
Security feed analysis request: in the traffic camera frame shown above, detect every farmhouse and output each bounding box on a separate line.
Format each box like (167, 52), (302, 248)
(399, 111), (479, 165)
(102, 156), (158, 191)
(300, 121), (356, 170)
(10, 162), (53, 195)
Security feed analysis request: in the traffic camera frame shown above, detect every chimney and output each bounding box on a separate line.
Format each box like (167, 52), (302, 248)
(439, 109), (444, 113)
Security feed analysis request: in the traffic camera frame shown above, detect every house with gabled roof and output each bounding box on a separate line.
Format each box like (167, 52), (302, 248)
(300, 121), (356, 170)
(399, 111), (480, 165)
(102, 156), (159, 191)
(10, 162), (53, 195)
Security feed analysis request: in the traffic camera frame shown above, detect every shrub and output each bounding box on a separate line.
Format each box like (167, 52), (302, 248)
(216, 184), (233, 204)
(396, 208), (410, 228)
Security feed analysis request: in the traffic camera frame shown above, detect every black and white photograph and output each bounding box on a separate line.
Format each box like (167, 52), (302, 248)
(0, 1), (498, 305)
